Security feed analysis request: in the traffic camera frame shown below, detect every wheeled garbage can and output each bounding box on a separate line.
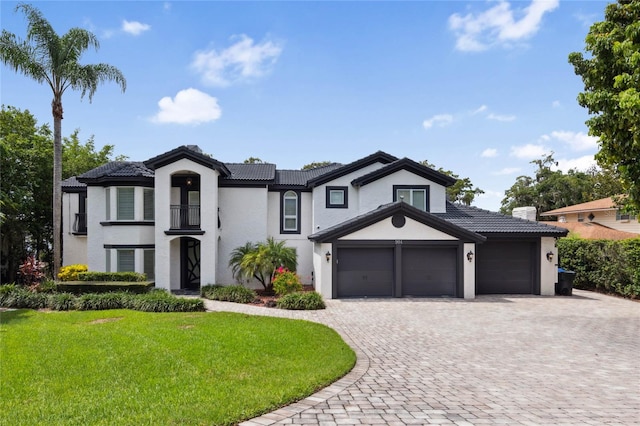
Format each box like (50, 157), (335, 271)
(556, 268), (576, 296)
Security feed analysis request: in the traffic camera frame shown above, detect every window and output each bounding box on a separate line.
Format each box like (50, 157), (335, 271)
(393, 185), (430, 211)
(577, 213), (584, 222)
(282, 190), (300, 233)
(616, 210), (636, 222)
(105, 250), (111, 272)
(144, 189), (154, 221)
(117, 249), (135, 272)
(326, 186), (348, 208)
(117, 188), (134, 220)
(144, 250), (155, 280)
(105, 188), (111, 220)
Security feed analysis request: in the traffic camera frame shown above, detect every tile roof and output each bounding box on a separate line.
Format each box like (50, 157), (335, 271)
(435, 203), (569, 236)
(77, 161), (154, 180)
(274, 164), (344, 187)
(541, 197), (619, 216)
(223, 163), (276, 181)
(351, 158), (457, 188)
(542, 221), (638, 240)
(307, 151), (397, 187)
(61, 176), (86, 189)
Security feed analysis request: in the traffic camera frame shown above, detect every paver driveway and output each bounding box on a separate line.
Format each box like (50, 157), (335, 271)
(204, 290), (640, 426)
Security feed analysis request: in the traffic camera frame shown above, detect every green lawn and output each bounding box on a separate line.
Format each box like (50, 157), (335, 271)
(0, 309), (355, 425)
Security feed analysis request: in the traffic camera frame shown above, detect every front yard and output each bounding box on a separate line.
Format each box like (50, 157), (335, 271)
(0, 309), (355, 425)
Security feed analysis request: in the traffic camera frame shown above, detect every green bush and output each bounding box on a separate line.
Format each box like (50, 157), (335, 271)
(77, 272), (147, 282)
(0, 284), (17, 306)
(201, 284), (256, 304)
(272, 268), (303, 296)
(558, 237), (640, 298)
(1, 286), (48, 309)
(76, 292), (127, 311)
(277, 291), (326, 310)
(57, 264), (88, 281)
(48, 293), (77, 311)
(130, 290), (204, 312)
(56, 282), (153, 294)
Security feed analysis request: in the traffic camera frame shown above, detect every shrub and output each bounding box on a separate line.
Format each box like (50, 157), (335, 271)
(76, 293), (127, 311)
(56, 282), (153, 294)
(558, 237), (640, 298)
(76, 272), (147, 282)
(277, 291), (326, 310)
(272, 267), (303, 296)
(48, 293), (77, 311)
(130, 290), (204, 312)
(37, 280), (58, 293)
(18, 256), (46, 286)
(1, 286), (48, 309)
(201, 284), (256, 304)
(57, 264), (88, 281)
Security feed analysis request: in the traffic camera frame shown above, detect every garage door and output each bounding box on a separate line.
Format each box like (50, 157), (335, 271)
(336, 248), (393, 297)
(402, 247), (457, 297)
(476, 241), (535, 294)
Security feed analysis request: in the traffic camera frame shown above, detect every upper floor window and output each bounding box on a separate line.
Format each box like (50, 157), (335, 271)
(394, 185), (430, 211)
(326, 186), (348, 209)
(117, 188), (135, 220)
(143, 188), (154, 221)
(282, 190), (300, 233)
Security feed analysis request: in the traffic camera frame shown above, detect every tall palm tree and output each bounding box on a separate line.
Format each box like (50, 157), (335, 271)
(0, 4), (126, 276)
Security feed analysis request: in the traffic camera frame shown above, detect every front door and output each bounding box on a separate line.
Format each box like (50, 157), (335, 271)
(180, 238), (201, 290)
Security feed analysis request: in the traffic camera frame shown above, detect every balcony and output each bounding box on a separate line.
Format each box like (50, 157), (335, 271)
(170, 205), (201, 230)
(73, 213), (87, 234)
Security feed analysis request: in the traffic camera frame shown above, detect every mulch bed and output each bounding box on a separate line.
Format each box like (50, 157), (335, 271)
(250, 285), (315, 307)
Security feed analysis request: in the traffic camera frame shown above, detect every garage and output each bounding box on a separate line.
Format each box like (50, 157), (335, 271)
(401, 247), (457, 297)
(336, 247), (394, 297)
(476, 240), (537, 294)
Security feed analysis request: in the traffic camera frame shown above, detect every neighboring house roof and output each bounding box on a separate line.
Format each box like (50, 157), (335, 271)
(542, 221), (638, 240)
(436, 203), (569, 237)
(61, 176), (87, 193)
(308, 201), (487, 243)
(307, 151), (398, 187)
(351, 158), (457, 188)
(144, 145), (230, 176)
(77, 161), (155, 186)
(540, 197), (619, 216)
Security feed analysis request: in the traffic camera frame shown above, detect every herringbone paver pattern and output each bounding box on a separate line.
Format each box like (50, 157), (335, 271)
(203, 291), (640, 426)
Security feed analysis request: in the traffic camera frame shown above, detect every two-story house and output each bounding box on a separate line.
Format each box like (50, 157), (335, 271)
(62, 145), (567, 299)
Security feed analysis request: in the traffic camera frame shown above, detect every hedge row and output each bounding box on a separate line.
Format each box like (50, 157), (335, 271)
(0, 285), (204, 312)
(57, 282), (154, 294)
(558, 238), (640, 298)
(77, 272), (147, 282)
(201, 285), (257, 304)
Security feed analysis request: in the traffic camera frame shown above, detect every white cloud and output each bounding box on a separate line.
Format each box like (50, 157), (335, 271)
(492, 167), (521, 175)
(487, 113), (516, 122)
(552, 100), (561, 108)
(122, 20), (151, 36)
(448, 0), (559, 52)
(556, 155), (597, 172)
(510, 143), (548, 159)
(152, 88), (221, 125)
(191, 34), (284, 87)
(481, 148), (498, 158)
(542, 130), (598, 152)
(163, 2), (171, 12)
(472, 105), (488, 115)
(423, 114), (454, 129)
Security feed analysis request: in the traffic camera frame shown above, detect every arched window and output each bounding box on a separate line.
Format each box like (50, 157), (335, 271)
(282, 191), (299, 233)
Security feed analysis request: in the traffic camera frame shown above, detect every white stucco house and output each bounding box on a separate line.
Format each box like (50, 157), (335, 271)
(62, 146), (568, 299)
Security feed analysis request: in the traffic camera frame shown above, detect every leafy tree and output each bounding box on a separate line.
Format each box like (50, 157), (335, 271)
(229, 238), (297, 291)
(243, 157), (265, 164)
(1, 105), (53, 282)
(302, 161), (332, 170)
(63, 129), (127, 179)
(569, 0), (640, 212)
(0, 4), (126, 276)
(420, 160), (484, 206)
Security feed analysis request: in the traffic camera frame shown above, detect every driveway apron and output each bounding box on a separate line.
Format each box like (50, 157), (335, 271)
(204, 290), (640, 426)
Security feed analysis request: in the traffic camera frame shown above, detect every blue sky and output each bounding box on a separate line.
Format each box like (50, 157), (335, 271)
(1, 1), (608, 211)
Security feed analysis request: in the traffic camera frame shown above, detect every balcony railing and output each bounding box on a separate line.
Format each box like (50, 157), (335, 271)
(170, 205), (201, 229)
(73, 213), (87, 234)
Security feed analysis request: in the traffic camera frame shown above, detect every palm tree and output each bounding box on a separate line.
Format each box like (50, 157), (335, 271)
(0, 4), (126, 276)
(229, 238), (297, 291)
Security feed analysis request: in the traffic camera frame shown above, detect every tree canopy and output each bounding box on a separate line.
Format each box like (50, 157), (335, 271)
(568, 0), (640, 212)
(301, 161), (333, 170)
(420, 160), (484, 206)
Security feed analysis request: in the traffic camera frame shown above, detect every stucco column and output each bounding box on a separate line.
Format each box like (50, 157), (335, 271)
(463, 242), (476, 299)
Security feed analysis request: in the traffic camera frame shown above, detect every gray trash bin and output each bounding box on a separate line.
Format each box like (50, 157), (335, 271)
(556, 268), (576, 296)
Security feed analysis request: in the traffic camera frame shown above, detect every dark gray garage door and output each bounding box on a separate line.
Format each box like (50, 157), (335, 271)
(476, 241), (535, 294)
(402, 247), (457, 297)
(336, 248), (393, 297)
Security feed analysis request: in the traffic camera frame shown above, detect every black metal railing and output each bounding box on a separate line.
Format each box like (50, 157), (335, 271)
(73, 213), (87, 234)
(170, 205), (201, 229)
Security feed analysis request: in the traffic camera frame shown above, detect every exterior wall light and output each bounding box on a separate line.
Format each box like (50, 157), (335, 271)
(186, 177), (193, 186)
(546, 251), (554, 262)
(325, 251), (331, 263)
(466, 250), (474, 262)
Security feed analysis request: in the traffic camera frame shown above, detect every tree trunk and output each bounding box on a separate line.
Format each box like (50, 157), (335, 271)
(52, 98), (63, 279)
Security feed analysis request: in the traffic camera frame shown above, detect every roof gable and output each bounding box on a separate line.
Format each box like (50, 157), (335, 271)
(307, 151), (398, 188)
(351, 158), (457, 188)
(144, 145), (230, 176)
(309, 201), (486, 243)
